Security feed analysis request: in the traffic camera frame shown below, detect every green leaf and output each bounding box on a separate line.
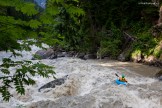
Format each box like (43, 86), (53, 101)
(40, 13), (54, 24)
(1, 69), (10, 74)
(27, 78), (35, 85)
(28, 20), (41, 29)
(65, 5), (85, 17)
(17, 2), (38, 16)
(14, 77), (25, 95)
(0, 86), (11, 101)
(46, 6), (60, 16)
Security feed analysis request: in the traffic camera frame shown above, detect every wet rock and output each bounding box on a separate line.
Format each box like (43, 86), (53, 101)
(49, 54), (57, 59)
(84, 54), (97, 59)
(38, 75), (68, 92)
(131, 51), (142, 63)
(75, 53), (97, 60)
(118, 53), (126, 62)
(57, 52), (67, 57)
(144, 55), (162, 67)
(32, 48), (98, 60)
(66, 51), (76, 57)
(49, 51), (67, 59)
(154, 70), (162, 80)
(145, 55), (157, 63)
(44, 75), (79, 98)
(76, 53), (86, 60)
(33, 48), (54, 59)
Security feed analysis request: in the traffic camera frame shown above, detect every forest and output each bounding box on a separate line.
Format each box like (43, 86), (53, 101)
(0, 0), (162, 101)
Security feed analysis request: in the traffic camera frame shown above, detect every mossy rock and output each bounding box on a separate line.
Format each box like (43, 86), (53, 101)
(131, 50), (142, 62)
(153, 41), (162, 58)
(159, 54), (162, 61)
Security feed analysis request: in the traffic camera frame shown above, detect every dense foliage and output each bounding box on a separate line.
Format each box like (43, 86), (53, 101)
(0, 0), (54, 101)
(0, 0), (84, 101)
(79, 0), (161, 58)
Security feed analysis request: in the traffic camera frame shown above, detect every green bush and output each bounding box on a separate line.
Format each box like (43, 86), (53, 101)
(131, 30), (158, 58)
(97, 24), (122, 58)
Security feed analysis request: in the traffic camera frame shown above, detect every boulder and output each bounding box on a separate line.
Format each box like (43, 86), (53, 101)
(49, 54), (57, 59)
(57, 52), (67, 57)
(145, 55), (157, 63)
(38, 75), (68, 92)
(76, 53), (86, 60)
(84, 54), (97, 59)
(118, 53), (126, 62)
(118, 47), (132, 62)
(154, 70), (162, 81)
(66, 51), (76, 57)
(33, 48), (55, 59)
(131, 50), (142, 63)
(48, 51), (67, 59)
(144, 54), (162, 67)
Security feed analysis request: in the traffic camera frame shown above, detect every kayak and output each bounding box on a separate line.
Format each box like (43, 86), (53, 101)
(115, 79), (127, 85)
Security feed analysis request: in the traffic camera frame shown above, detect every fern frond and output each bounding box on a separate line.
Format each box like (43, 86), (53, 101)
(0, 86), (11, 101)
(15, 2), (38, 16)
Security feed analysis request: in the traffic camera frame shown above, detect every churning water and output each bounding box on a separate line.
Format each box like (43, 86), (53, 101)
(0, 45), (162, 108)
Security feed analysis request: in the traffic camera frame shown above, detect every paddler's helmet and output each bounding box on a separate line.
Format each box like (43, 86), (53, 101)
(122, 74), (125, 78)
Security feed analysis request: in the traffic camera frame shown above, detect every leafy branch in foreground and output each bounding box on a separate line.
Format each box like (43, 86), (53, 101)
(0, 58), (55, 101)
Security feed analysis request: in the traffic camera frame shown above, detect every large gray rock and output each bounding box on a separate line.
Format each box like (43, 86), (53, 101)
(57, 52), (67, 57)
(38, 75), (68, 92)
(130, 50), (144, 63)
(117, 48), (131, 62)
(33, 48), (55, 59)
(76, 53), (86, 60)
(66, 51), (76, 57)
(84, 54), (97, 59)
(118, 53), (126, 62)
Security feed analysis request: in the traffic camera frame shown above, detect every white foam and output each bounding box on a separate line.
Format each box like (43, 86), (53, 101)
(0, 45), (162, 108)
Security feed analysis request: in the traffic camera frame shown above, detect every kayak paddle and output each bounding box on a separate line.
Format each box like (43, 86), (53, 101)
(115, 73), (119, 77)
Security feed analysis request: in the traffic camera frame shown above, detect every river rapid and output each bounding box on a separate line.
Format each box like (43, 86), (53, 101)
(0, 45), (162, 108)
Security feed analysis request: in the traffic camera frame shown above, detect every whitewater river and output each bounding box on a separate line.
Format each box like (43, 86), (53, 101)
(0, 45), (162, 108)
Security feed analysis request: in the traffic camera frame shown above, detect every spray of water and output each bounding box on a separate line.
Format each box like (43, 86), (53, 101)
(0, 45), (162, 108)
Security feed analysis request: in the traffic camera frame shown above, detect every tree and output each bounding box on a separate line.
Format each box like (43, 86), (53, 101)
(37, 0), (85, 50)
(0, 0), (54, 101)
(0, 0), (85, 101)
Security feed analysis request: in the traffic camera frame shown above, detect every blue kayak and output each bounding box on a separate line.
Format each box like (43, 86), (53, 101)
(115, 79), (127, 85)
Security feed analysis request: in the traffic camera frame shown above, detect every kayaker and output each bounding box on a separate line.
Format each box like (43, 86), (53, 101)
(119, 74), (127, 82)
